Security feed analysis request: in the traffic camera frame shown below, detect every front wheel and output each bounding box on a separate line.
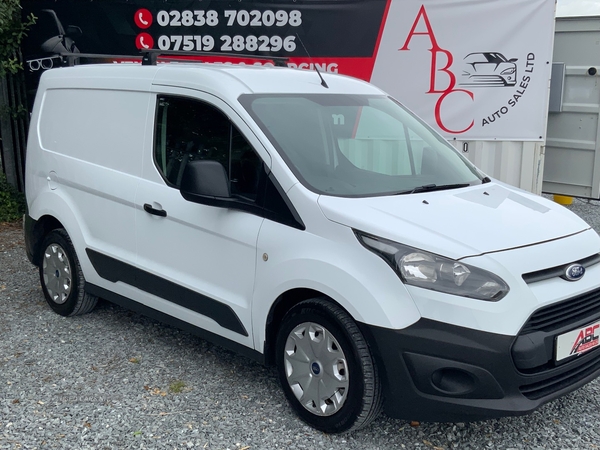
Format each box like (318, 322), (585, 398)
(39, 229), (98, 317)
(275, 299), (382, 433)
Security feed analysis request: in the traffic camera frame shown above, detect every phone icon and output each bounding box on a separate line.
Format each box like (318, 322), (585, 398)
(139, 13), (149, 26)
(135, 33), (154, 50)
(134, 9), (152, 29)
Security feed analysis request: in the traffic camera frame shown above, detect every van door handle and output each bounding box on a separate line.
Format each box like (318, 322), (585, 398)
(143, 203), (167, 217)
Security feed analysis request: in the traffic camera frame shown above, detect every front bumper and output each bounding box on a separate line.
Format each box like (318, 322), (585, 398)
(360, 309), (600, 422)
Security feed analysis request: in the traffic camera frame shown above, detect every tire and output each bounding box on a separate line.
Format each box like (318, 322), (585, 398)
(275, 298), (382, 433)
(39, 229), (98, 317)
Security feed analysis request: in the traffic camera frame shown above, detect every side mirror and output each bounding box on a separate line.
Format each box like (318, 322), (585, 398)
(66, 25), (83, 39)
(180, 160), (231, 206)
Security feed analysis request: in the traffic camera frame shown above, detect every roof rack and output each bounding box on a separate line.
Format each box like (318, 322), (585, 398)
(140, 50), (289, 67)
(60, 52), (142, 66)
(58, 51), (289, 68)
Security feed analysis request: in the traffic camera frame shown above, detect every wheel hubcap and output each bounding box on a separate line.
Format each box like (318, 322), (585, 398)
(283, 322), (349, 416)
(42, 243), (72, 304)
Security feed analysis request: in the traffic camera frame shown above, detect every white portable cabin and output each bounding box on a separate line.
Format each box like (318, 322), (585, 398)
(544, 16), (600, 199)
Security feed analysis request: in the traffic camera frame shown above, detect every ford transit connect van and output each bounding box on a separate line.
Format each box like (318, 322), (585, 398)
(24, 59), (600, 433)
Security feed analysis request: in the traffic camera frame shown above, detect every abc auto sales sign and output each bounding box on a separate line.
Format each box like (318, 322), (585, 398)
(371, 0), (555, 141)
(21, 0), (554, 141)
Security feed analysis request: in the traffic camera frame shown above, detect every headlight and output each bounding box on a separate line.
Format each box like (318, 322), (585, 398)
(355, 231), (509, 301)
(500, 67), (515, 75)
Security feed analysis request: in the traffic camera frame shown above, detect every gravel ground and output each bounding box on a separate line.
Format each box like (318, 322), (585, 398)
(2, 198), (600, 449)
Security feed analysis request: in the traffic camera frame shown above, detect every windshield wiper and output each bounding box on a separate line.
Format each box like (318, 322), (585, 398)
(396, 183), (472, 195)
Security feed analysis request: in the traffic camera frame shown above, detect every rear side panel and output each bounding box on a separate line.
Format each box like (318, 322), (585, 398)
(27, 83), (153, 284)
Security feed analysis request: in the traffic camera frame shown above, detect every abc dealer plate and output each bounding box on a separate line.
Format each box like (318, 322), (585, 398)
(555, 320), (600, 362)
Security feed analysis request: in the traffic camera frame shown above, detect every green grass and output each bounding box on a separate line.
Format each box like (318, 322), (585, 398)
(0, 173), (25, 223)
(169, 380), (186, 394)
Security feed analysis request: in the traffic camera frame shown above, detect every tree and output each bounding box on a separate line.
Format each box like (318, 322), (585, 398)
(0, 0), (36, 76)
(0, 0), (35, 192)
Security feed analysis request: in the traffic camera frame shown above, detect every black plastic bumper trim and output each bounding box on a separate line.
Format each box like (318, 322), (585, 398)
(359, 318), (600, 422)
(519, 348), (600, 399)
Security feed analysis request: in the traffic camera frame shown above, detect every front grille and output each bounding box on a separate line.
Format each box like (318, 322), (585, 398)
(522, 253), (600, 284)
(520, 350), (600, 400)
(520, 287), (600, 334)
(516, 285), (600, 400)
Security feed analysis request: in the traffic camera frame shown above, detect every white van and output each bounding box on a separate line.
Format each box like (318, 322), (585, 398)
(24, 58), (600, 433)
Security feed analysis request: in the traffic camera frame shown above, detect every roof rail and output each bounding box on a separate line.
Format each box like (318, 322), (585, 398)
(140, 50), (289, 67)
(59, 52), (142, 66)
(57, 51), (289, 68)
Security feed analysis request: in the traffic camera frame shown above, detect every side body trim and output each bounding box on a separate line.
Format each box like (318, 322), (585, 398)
(86, 249), (248, 336)
(86, 283), (263, 363)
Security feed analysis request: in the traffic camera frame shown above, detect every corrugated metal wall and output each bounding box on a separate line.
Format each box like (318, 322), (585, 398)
(450, 140), (545, 194)
(338, 137), (546, 194)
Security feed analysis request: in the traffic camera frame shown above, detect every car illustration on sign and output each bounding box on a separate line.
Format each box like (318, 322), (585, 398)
(460, 52), (518, 87)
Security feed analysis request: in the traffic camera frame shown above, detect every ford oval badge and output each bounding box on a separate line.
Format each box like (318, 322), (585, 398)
(564, 264), (585, 281)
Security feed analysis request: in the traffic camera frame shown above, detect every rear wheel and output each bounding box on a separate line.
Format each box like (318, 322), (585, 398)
(39, 229), (98, 316)
(275, 298), (382, 433)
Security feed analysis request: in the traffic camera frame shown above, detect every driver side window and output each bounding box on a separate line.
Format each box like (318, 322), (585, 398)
(154, 95), (262, 201)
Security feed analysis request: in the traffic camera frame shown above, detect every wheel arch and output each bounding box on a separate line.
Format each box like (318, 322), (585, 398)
(27, 214), (66, 266)
(27, 190), (89, 268)
(263, 288), (350, 366)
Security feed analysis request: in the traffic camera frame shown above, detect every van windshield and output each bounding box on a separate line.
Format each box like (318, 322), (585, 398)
(240, 94), (483, 197)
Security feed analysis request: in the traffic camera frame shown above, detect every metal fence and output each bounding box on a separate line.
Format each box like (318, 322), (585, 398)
(0, 69), (29, 193)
